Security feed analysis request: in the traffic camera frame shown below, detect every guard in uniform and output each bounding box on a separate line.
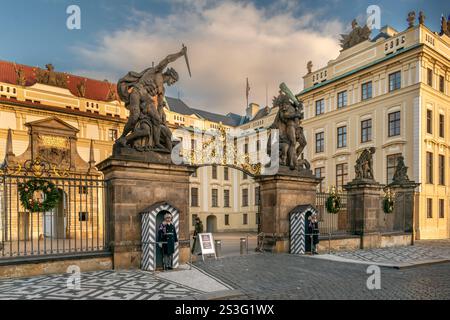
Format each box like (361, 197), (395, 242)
(158, 213), (178, 270)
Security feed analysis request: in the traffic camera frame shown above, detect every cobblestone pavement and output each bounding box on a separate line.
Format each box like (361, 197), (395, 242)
(320, 240), (450, 265)
(194, 253), (450, 300)
(0, 266), (228, 300)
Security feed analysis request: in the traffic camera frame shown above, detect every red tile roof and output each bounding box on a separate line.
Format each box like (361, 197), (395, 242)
(0, 60), (119, 102)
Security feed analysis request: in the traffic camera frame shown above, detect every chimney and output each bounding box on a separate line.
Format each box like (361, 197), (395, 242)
(246, 103), (260, 119)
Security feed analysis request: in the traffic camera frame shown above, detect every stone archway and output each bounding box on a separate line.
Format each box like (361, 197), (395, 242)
(141, 202), (180, 271)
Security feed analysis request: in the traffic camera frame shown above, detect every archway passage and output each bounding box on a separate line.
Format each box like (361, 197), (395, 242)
(206, 215), (217, 233)
(141, 202), (180, 271)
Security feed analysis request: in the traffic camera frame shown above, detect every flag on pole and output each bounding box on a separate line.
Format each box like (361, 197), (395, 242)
(246, 77), (250, 107)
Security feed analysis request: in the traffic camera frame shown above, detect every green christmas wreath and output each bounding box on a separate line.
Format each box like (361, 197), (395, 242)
(326, 192), (341, 214)
(18, 179), (60, 213)
(382, 188), (395, 214)
(383, 197), (394, 214)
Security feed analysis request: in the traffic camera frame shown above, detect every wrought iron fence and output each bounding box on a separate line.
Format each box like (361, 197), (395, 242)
(315, 191), (349, 236)
(0, 161), (109, 260)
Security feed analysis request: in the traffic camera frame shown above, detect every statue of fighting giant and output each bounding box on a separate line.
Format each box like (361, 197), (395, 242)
(116, 45), (191, 152)
(267, 83), (308, 171)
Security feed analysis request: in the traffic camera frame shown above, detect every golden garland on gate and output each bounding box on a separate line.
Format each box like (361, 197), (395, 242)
(325, 186), (341, 214)
(18, 179), (60, 213)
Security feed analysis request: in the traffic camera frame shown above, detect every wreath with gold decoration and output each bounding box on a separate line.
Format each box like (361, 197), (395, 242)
(325, 186), (341, 214)
(18, 179), (60, 213)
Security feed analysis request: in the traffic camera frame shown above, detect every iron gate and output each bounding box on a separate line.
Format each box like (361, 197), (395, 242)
(0, 159), (109, 261)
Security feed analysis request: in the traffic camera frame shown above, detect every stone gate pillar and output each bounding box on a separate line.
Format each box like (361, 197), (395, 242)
(344, 180), (383, 249)
(97, 151), (194, 269)
(255, 169), (320, 253)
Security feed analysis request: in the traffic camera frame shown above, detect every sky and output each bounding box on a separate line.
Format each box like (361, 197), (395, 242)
(0, 0), (447, 115)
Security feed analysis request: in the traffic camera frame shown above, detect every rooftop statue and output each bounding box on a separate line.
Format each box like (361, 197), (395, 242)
(440, 15), (450, 37)
(407, 11), (416, 28)
(115, 45), (191, 153)
(339, 19), (371, 50)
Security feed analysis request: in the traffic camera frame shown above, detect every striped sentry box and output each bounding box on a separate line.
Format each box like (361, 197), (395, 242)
(141, 202), (179, 271)
(289, 205), (318, 255)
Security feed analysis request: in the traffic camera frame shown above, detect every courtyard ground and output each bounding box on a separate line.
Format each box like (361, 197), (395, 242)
(0, 239), (449, 300)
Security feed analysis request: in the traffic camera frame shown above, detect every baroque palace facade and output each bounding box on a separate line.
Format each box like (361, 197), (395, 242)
(1, 13), (449, 240)
(296, 18), (450, 240)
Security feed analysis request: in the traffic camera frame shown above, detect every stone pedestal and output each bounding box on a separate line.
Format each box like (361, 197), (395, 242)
(344, 180), (383, 249)
(97, 155), (194, 269)
(255, 169), (320, 253)
(388, 181), (420, 240)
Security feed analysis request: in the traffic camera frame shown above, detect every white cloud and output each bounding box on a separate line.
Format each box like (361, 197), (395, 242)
(72, 1), (343, 115)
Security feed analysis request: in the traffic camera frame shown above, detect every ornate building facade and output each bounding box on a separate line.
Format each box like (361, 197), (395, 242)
(0, 61), (261, 236)
(296, 17), (450, 240)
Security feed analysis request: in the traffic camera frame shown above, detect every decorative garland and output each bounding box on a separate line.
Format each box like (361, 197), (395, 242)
(18, 179), (60, 213)
(382, 188), (395, 214)
(325, 187), (341, 214)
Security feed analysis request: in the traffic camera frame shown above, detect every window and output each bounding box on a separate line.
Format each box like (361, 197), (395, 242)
(439, 199), (445, 219)
(191, 187), (199, 207)
(314, 167), (325, 192)
(211, 189), (218, 207)
(255, 186), (260, 206)
(389, 71), (401, 92)
(315, 99), (325, 115)
(224, 167), (229, 180)
(361, 81), (373, 100)
(427, 110), (433, 134)
(439, 114), (445, 138)
(337, 126), (347, 148)
(79, 212), (89, 222)
(225, 214), (230, 226)
(191, 139), (196, 152)
(337, 91), (347, 108)
(336, 163), (348, 190)
(427, 198), (433, 218)
(243, 172), (248, 180)
(244, 143), (248, 154)
(439, 155), (445, 185)
(315, 132), (324, 153)
(224, 189), (230, 207)
(108, 129), (118, 141)
(388, 111), (401, 137)
(361, 119), (372, 143)
(192, 214), (198, 227)
(78, 186), (88, 194)
(426, 152), (433, 184)
(256, 140), (260, 152)
(386, 154), (402, 184)
(242, 188), (248, 207)
(243, 214), (248, 225)
(427, 68), (433, 87)
(212, 166), (217, 179)
(439, 75), (445, 93)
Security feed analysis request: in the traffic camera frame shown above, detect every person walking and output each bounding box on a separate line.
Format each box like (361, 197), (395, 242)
(191, 217), (203, 255)
(157, 213), (178, 270)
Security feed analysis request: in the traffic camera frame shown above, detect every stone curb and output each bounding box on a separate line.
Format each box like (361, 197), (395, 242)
(309, 254), (450, 269)
(184, 289), (245, 300)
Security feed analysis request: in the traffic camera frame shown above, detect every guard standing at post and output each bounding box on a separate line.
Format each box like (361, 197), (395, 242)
(158, 213), (178, 270)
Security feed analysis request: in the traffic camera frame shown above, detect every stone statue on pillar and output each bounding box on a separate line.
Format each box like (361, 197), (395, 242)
(354, 147), (376, 182)
(114, 45), (191, 156)
(267, 83), (310, 174)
